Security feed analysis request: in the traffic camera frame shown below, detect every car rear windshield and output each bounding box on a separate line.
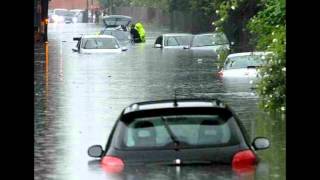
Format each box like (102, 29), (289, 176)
(224, 55), (265, 70)
(192, 33), (228, 47)
(81, 38), (119, 49)
(116, 114), (242, 150)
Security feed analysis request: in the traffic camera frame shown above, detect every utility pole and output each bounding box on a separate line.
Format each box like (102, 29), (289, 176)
(83, 0), (89, 23)
(42, 0), (49, 42)
(109, 0), (113, 14)
(91, 0), (94, 23)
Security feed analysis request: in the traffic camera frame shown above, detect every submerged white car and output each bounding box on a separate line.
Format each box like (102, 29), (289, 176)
(218, 52), (272, 78)
(50, 8), (68, 23)
(72, 35), (128, 54)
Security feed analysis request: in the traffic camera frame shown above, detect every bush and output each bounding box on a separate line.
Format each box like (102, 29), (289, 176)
(215, 47), (230, 70)
(247, 0), (286, 113)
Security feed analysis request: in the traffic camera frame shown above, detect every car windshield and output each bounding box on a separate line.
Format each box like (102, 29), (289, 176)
(117, 114), (241, 150)
(164, 35), (193, 46)
(192, 33), (229, 47)
(104, 17), (131, 27)
(81, 38), (119, 49)
(101, 30), (130, 41)
(224, 54), (265, 70)
(55, 10), (68, 16)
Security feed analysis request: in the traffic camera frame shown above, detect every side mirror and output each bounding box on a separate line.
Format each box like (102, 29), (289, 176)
(73, 37), (81, 41)
(252, 137), (270, 150)
(72, 48), (78, 52)
(121, 47), (128, 51)
(154, 44), (162, 48)
(88, 145), (103, 158)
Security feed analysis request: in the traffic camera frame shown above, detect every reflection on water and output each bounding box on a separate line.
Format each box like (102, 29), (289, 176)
(34, 24), (285, 180)
(88, 159), (260, 180)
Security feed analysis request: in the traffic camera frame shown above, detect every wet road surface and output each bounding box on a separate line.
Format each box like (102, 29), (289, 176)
(34, 23), (285, 180)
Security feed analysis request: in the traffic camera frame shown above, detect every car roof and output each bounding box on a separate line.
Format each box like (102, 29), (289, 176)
(70, 9), (84, 11)
(163, 33), (193, 37)
(103, 15), (132, 19)
(103, 27), (129, 31)
(81, 35), (116, 39)
(195, 32), (225, 36)
(123, 99), (226, 114)
(54, 8), (68, 11)
(227, 51), (273, 58)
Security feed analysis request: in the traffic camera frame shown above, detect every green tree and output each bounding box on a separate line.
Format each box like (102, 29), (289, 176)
(247, 0), (286, 113)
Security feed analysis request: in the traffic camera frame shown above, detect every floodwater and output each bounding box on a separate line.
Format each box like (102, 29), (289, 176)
(34, 23), (285, 180)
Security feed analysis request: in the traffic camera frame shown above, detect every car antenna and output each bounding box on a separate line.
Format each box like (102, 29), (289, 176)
(173, 89), (178, 107)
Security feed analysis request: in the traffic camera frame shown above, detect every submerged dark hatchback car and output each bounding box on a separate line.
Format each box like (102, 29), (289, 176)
(88, 99), (270, 173)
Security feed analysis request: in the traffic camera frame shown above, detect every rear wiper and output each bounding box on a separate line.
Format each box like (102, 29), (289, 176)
(247, 65), (261, 69)
(161, 117), (180, 151)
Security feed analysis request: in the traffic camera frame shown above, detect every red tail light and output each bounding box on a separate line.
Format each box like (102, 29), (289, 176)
(232, 150), (256, 172)
(101, 156), (125, 174)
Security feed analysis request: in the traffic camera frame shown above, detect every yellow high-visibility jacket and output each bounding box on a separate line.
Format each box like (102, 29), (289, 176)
(135, 23), (145, 42)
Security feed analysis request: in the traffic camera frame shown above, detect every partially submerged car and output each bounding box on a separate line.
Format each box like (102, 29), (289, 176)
(88, 99), (270, 173)
(154, 33), (193, 49)
(102, 15), (132, 31)
(72, 35), (128, 54)
(218, 52), (272, 78)
(70, 9), (85, 23)
(64, 11), (78, 24)
(186, 32), (230, 52)
(50, 8), (68, 23)
(178, 32), (229, 60)
(100, 29), (132, 47)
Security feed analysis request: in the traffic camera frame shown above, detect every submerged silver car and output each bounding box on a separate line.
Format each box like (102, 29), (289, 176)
(187, 33), (230, 52)
(218, 52), (272, 78)
(154, 33), (193, 49)
(72, 35), (128, 54)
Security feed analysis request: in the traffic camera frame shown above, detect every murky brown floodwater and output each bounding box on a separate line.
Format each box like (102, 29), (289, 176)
(34, 23), (285, 180)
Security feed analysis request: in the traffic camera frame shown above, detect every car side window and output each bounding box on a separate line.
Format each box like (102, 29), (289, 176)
(166, 37), (179, 46)
(83, 39), (97, 49)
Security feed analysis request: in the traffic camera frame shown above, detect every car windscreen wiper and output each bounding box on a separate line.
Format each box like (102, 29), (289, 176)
(161, 117), (180, 151)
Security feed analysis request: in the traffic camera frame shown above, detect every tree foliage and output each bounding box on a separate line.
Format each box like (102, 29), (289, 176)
(247, 0), (286, 113)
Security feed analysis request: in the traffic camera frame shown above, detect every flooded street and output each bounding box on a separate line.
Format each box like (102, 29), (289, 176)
(34, 23), (285, 180)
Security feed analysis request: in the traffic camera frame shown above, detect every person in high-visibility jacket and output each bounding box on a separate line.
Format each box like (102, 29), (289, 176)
(135, 22), (145, 43)
(130, 24), (140, 43)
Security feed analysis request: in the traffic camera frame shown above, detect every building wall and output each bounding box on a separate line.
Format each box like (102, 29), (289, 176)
(49, 0), (100, 10)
